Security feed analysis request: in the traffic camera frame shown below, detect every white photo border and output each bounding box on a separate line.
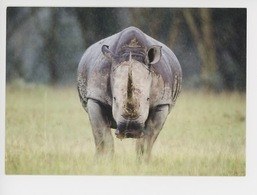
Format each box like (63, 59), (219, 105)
(1, 1), (256, 195)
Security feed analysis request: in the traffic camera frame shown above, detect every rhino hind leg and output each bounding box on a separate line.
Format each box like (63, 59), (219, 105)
(136, 105), (169, 162)
(87, 99), (114, 157)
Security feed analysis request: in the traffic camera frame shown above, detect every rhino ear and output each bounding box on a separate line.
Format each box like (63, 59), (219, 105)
(102, 45), (116, 61)
(147, 45), (162, 64)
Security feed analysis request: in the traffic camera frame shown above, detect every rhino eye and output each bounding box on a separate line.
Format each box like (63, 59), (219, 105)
(113, 97), (116, 101)
(147, 97), (150, 101)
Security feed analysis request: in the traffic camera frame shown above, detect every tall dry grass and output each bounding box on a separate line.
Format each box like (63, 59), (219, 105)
(5, 84), (245, 175)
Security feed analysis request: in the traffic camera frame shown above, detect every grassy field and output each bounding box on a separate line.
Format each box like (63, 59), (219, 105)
(5, 83), (246, 175)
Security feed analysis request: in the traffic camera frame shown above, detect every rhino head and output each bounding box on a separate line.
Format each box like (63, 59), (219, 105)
(102, 44), (162, 139)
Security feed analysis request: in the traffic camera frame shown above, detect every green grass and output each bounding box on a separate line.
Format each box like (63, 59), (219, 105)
(5, 83), (246, 175)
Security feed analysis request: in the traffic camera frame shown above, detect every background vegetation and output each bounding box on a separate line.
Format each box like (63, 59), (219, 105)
(6, 8), (246, 91)
(6, 8), (246, 175)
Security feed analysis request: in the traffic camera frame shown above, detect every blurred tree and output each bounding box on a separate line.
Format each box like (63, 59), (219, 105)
(74, 8), (120, 48)
(130, 8), (171, 42)
(6, 7), (246, 91)
(7, 8), (38, 39)
(213, 8), (246, 91)
(6, 8), (38, 81)
(167, 10), (182, 49)
(182, 8), (218, 90)
(45, 9), (58, 84)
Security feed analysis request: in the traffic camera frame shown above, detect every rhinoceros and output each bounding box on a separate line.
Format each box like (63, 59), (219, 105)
(77, 26), (182, 160)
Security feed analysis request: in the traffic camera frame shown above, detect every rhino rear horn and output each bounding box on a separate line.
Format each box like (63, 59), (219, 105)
(147, 45), (162, 65)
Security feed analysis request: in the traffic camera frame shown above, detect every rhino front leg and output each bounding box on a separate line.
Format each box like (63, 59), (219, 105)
(87, 99), (114, 157)
(137, 105), (169, 162)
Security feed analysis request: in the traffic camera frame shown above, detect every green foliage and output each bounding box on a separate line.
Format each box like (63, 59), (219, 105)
(5, 85), (245, 175)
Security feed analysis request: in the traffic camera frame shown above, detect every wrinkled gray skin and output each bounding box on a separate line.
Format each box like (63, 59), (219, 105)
(77, 26), (182, 161)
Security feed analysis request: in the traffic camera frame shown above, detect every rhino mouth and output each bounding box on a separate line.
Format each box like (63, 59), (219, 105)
(115, 129), (144, 139)
(116, 121), (144, 139)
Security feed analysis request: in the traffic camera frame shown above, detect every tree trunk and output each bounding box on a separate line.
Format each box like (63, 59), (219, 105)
(46, 9), (58, 85)
(200, 9), (217, 78)
(182, 9), (217, 89)
(168, 11), (182, 49)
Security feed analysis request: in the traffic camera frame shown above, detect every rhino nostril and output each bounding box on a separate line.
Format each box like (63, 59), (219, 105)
(121, 114), (140, 120)
(115, 129), (120, 135)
